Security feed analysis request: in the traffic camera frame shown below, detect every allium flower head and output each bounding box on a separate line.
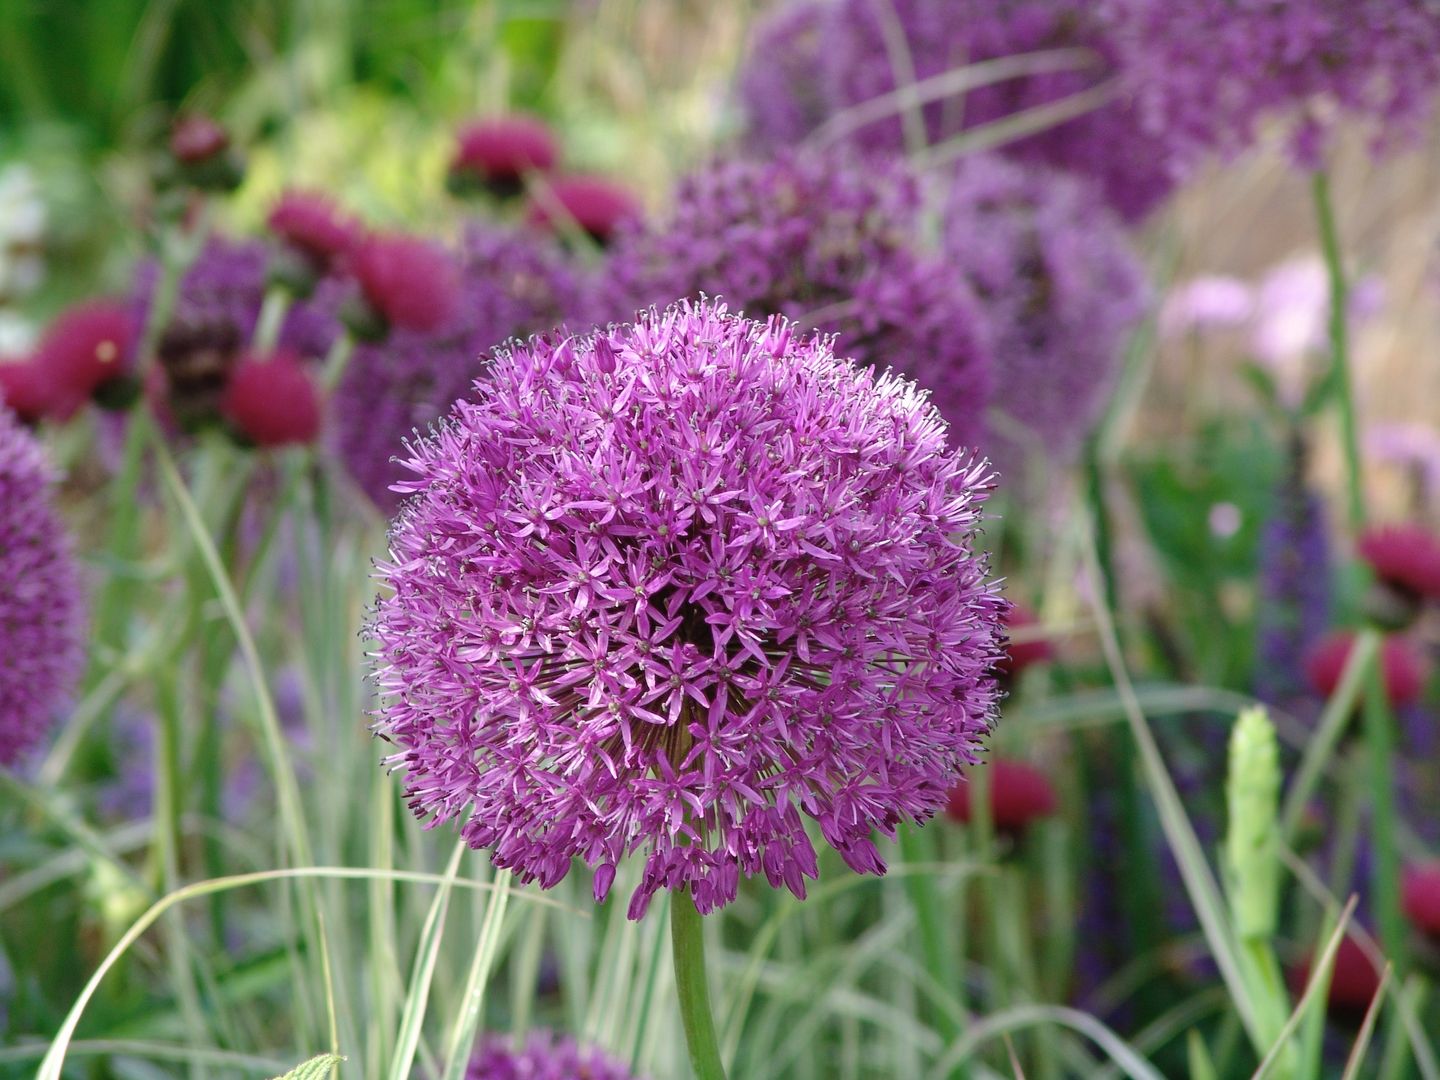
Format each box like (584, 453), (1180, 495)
(266, 189), (362, 273)
(945, 758), (1058, 835)
(372, 299), (1006, 919)
(527, 176), (642, 246)
(222, 349), (322, 447)
(1304, 632), (1428, 707)
(940, 154), (1147, 482)
(451, 114), (559, 199)
(1402, 863), (1440, 939)
(351, 233), (460, 335)
(0, 408), (85, 764)
(33, 300), (135, 419)
(1358, 524), (1440, 604)
(333, 222), (600, 510)
(610, 150), (993, 447)
(466, 1031), (638, 1080)
(736, 0), (832, 151)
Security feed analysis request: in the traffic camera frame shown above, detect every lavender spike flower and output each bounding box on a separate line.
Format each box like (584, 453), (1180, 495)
(610, 150), (993, 448)
(466, 1030), (639, 1080)
(0, 406), (85, 764)
(371, 299), (1006, 919)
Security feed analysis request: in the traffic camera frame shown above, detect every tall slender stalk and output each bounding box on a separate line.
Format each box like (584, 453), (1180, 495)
(1363, 665), (1406, 976)
(671, 888), (727, 1080)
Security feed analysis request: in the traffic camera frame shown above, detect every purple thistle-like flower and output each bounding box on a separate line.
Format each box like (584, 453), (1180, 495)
(466, 1031), (639, 1080)
(0, 407), (85, 764)
(333, 223), (603, 510)
(1106, 0), (1440, 169)
(610, 150), (993, 448)
(372, 299), (1006, 919)
(737, 0), (833, 152)
(940, 153), (1147, 485)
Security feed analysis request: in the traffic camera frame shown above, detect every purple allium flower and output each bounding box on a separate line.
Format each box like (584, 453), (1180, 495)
(371, 299), (1006, 919)
(740, 0), (1180, 220)
(1158, 276), (1254, 339)
(609, 150), (992, 448)
(1106, 0), (1440, 170)
(939, 153), (1147, 483)
(332, 223), (601, 510)
(466, 1030), (638, 1080)
(0, 407), (84, 765)
(736, 0), (833, 151)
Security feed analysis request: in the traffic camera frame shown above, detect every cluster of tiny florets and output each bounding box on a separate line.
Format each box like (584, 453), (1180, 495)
(371, 299), (1006, 919)
(332, 223), (603, 509)
(0, 407), (85, 764)
(940, 153), (1148, 483)
(466, 1031), (639, 1080)
(609, 150), (993, 448)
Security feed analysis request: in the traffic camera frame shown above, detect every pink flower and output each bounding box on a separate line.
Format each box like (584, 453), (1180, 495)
(32, 300), (135, 419)
(451, 114), (559, 198)
(1304, 632), (1427, 707)
(527, 176), (641, 246)
(352, 233), (460, 334)
(1358, 524), (1440, 604)
(945, 758), (1058, 835)
(267, 190), (362, 272)
(1402, 863), (1440, 939)
(169, 114), (229, 165)
(221, 349), (322, 447)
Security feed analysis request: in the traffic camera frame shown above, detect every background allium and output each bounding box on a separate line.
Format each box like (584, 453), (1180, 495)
(0, 407), (85, 764)
(466, 1031), (638, 1080)
(332, 223), (601, 509)
(736, 0), (831, 151)
(372, 300), (1005, 919)
(939, 153), (1148, 484)
(609, 150), (992, 447)
(1105, 0), (1440, 168)
(352, 233), (460, 333)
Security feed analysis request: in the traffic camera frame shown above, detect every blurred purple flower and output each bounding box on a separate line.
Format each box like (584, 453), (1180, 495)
(939, 153), (1148, 484)
(609, 149), (993, 448)
(332, 222), (603, 510)
(0, 407), (85, 765)
(737, 0), (832, 151)
(1159, 276), (1253, 339)
(466, 1030), (639, 1080)
(372, 299), (1006, 919)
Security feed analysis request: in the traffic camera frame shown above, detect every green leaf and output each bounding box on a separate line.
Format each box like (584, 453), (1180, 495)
(270, 1052), (344, 1080)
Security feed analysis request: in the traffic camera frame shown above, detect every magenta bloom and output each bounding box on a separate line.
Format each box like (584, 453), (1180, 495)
(1305, 632), (1428, 707)
(527, 175), (642, 246)
(451, 114), (559, 198)
(940, 154), (1147, 484)
(0, 359), (51, 424)
(1358, 524), (1440, 604)
(169, 114), (229, 165)
(351, 233), (460, 335)
(1403, 863), (1440, 939)
(372, 299), (1005, 919)
(0, 407), (85, 764)
(609, 150), (993, 447)
(266, 189), (362, 273)
(332, 223), (601, 510)
(945, 758), (1058, 836)
(222, 349), (322, 447)
(33, 300), (135, 419)
(466, 1031), (638, 1080)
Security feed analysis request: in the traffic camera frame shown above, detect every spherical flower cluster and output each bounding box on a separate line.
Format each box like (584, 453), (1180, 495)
(451, 114), (559, 199)
(222, 349), (322, 447)
(267, 189), (362, 273)
(1358, 524), (1440, 605)
(1304, 632), (1428, 707)
(466, 1031), (638, 1080)
(736, 0), (832, 152)
(0, 407), (85, 764)
(372, 300), (1006, 919)
(350, 233), (460, 336)
(940, 153), (1147, 484)
(332, 222), (602, 510)
(739, 0), (1180, 220)
(1106, 0), (1440, 169)
(945, 758), (1058, 836)
(527, 176), (642, 247)
(609, 150), (992, 448)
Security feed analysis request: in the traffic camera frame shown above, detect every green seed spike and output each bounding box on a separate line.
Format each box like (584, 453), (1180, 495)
(1225, 706), (1282, 942)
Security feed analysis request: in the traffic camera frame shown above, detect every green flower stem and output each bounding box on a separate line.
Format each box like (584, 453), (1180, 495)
(898, 823), (967, 1078)
(252, 285), (291, 354)
(1363, 662), (1406, 976)
(320, 329), (356, 391)
(670, 887), (727, 1080)
(1311, 170), (1365, 531)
